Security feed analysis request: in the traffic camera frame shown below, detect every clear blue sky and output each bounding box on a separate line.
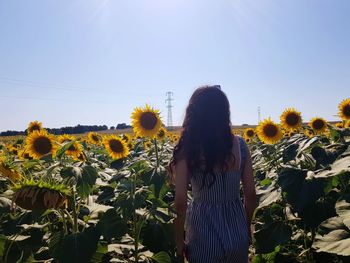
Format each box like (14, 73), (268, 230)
(0, 0), (349, 131)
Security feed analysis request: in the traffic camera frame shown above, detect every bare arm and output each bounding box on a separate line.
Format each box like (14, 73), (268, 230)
(174, 158), (189, 259)
(241, 143), (257, 231)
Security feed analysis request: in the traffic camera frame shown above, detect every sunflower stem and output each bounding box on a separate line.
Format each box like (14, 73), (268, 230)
(153, 138), (159, 168)
(72, 188), (78, 233)
(132, 170), (139, 263)
(59, 209), (68, 234)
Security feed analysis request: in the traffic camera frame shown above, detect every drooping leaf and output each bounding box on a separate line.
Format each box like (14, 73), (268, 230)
(313, 217), (350, 256)
(315, 156), (350, 178)
(49, 227), (100, 263)
(254, 221), (292, 254)
(151, 251), (171, 263)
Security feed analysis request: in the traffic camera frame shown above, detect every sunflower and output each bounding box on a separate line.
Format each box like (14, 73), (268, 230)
(57, 134), (76, 143)
(243, 128), (255, 139)
(143, 140), (152, 150)
(280, 108), (302, 130)
(303, 129), (314, 138)
(121, 134), (131, 143)
(12, 180), (69, 210)
(26, 130), (57, 160)
(66, 142), (83, 159)
(87, 132), (101, 145)
(338, 98), (350, 120)
(7, 145), (19, 155)
(103, 135), (129, 160)
(157, 127), (167, 140)
(131, 104), (162, 138)
(18, 147), (33, 160)
(334, 122), (343, 129)
(344, 121), (350, 129)
(256, 118), (283, 144)
(27, 121), (43, 134)
(309, 117), (328, 134)
(0, 163), (22, 181)
(245, 137), (252, 143)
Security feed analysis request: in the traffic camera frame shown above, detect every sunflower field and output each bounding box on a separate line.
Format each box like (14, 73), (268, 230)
(0, 99), (350, 262)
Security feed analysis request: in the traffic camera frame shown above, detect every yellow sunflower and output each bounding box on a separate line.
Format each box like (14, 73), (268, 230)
(103, 135), (129, 160)
(0, 163), (22, 181)
(7, 145), (19, 155)
(303, 129), (314, 138)
(309, 117), (328, 134)
(121, 134), (131, 144)
(245, 137), (252, 143)
(18, 147), (33, 160)
(334, 122), (343, 129)
(66, 142), (83, 159)
(26, 130), (57, 160)
(27, 121), (43, 134)
(157, 127), (167, 140)
(131, 104), (162, 138)
(338, 98), (350, 120)
(243, 128), (255, 139)
(87, 132), (101, 145)
(280, 108), (302, 130)
(344, 120), (350, 129)
(143, 140), (152, 150)
(256, 118), (283, 144)
(57, 134), (76, 143)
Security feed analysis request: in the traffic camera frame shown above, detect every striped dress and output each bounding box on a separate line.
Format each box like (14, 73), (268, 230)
(185, 137), (250, 263)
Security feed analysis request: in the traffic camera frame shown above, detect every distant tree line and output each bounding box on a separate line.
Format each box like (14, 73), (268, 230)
(0, 123), (131, 137)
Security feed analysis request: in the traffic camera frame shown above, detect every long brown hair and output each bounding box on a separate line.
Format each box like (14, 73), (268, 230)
(169, 85), (235, 187)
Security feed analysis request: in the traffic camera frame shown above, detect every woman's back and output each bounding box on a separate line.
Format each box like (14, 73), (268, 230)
(171, 86), (256, 263)
(185, 136), (249, 263)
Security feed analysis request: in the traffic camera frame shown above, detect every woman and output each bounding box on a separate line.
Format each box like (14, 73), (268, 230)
(169, 85), (257, 263)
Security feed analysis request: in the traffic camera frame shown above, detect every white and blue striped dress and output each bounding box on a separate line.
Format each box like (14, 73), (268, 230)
(185, 137), (250, 263)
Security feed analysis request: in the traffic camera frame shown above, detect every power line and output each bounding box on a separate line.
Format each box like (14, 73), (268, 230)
(165, 91), (173, 128)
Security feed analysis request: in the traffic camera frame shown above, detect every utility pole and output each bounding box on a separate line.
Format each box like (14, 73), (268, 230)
(165, 92), (173, 129)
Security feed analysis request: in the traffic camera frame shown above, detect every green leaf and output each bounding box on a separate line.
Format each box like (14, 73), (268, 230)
(0, 234), (6, 257)
(56, 140), (76, 159)
(335, 195), (350, 229)
(282, 143), (298, 163)
(49, 227), (100, 263)
(151, 251), (171, 263)
(78, 166), (98, 198)
(313, 216), (350, 256)
(0, 196), (12, 214)
(96, 208), (128, 240)
(254, 221), (292, 254)
(315, 155), (350, 178)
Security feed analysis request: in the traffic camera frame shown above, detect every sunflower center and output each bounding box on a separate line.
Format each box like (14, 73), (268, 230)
(286, 113), (300, 126)
(158, 130), (165, 137)
(140, 112), (158, 130)
(343, 105), (350, 117)
(92, 135), (99, 142)
(68, 145), (76, 151)
(312, 119), (325, 130)
(263, 124), (278, 137)
(109, 139), (124, 153)
(33, 136), (52, 155)
(30, 125), (40, 132)
(247, 130), (254, 137)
